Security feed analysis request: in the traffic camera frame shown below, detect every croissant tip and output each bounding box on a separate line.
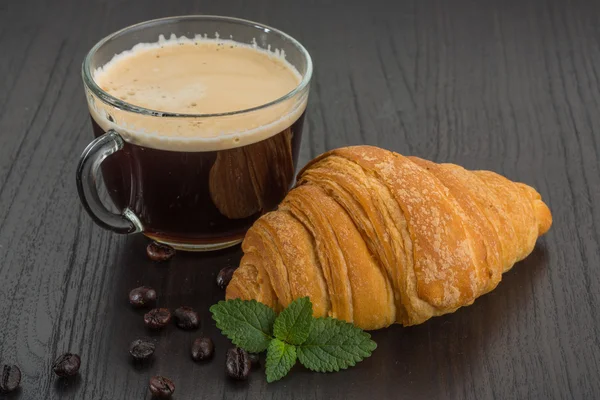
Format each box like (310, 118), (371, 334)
(536, 201), (553, 236)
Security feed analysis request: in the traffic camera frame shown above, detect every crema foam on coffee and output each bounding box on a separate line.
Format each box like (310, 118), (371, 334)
(90, 34), (306, 151)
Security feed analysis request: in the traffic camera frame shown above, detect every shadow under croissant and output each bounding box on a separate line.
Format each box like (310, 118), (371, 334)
(208, 128), (294, 219)
(366, 243), (550, 398)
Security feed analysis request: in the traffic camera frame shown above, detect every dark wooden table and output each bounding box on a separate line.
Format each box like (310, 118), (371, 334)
(1, 0), (600, 398)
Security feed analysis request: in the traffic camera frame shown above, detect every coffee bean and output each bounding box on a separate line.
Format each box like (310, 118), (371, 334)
(128, 286), (157, 308)
(52, 353), (81, 377)
(216, 266), (236, 290)
(146, 241), (175, 262)
(191, 337), (214, 361)
(226, 347), (251, 380)
(149, 375), (175, 398)
(0, 364), (21, 393)
(173, 306), (199, 330)
(144, 308), (171, 329)
(248, 353), (261, 369)
(129, 339), (156, 361)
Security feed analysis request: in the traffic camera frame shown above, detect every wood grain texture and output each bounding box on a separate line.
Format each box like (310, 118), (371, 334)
(1, 0), (599, 398)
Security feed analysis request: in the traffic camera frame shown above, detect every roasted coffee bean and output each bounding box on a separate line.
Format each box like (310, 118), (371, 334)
(173, 306), (199, 330)
(226, 347), (251, 380)
(128, 286), (157, 308)
(149, 375), (175, 398)
(144, 308), (171, 329)
(52, 353), (81, 377)
(129, 339), (156, 361)
(248, 353), (261, 369)
(0, 364), (21, 393)
(146, 241), (175, 262)
(191, 337), (214, 361)
(216, 266), (236, 290)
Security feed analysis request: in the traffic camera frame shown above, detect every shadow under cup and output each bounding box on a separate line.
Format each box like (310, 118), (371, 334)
(78, 16), (312, 251)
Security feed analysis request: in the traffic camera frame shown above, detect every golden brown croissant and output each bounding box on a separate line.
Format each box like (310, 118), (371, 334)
(226, 146), (552, 330)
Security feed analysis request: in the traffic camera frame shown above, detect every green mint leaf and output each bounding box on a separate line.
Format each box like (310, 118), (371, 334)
(297, 317), (377, 372)
(265, 338), (297, 383)
(210, 299), (276, 353)
(273, 297), (313, 345)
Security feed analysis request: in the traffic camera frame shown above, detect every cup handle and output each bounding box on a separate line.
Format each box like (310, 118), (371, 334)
(76, 130), (143, 234)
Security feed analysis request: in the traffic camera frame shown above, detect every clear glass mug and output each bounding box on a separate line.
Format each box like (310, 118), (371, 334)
(76, 16), (312, 251)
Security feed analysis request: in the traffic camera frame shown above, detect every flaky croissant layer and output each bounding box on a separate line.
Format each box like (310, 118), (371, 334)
(226, 146), (552, 330)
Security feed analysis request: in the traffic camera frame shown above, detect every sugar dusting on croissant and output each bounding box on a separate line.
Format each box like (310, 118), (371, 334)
(226, 146), (552, 330)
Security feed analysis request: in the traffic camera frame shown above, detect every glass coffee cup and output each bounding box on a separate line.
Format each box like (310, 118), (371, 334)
(76, 16), (312, 251)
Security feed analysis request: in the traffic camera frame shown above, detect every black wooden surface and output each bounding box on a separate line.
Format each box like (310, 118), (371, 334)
(1, 0), (600, 399)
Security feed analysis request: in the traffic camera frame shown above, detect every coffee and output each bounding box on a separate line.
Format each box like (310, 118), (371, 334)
(87, 35), (307, 247)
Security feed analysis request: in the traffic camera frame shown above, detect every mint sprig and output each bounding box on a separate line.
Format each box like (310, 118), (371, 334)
(209, 299), (276, 353)
(273, 297), (313, 345)
(210, 297), (377, 382)
(297, 317), (377, 372)
(265, 339), (297, 383)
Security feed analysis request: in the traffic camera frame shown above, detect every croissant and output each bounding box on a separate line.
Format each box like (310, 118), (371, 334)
(226, 146), (552, 330)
